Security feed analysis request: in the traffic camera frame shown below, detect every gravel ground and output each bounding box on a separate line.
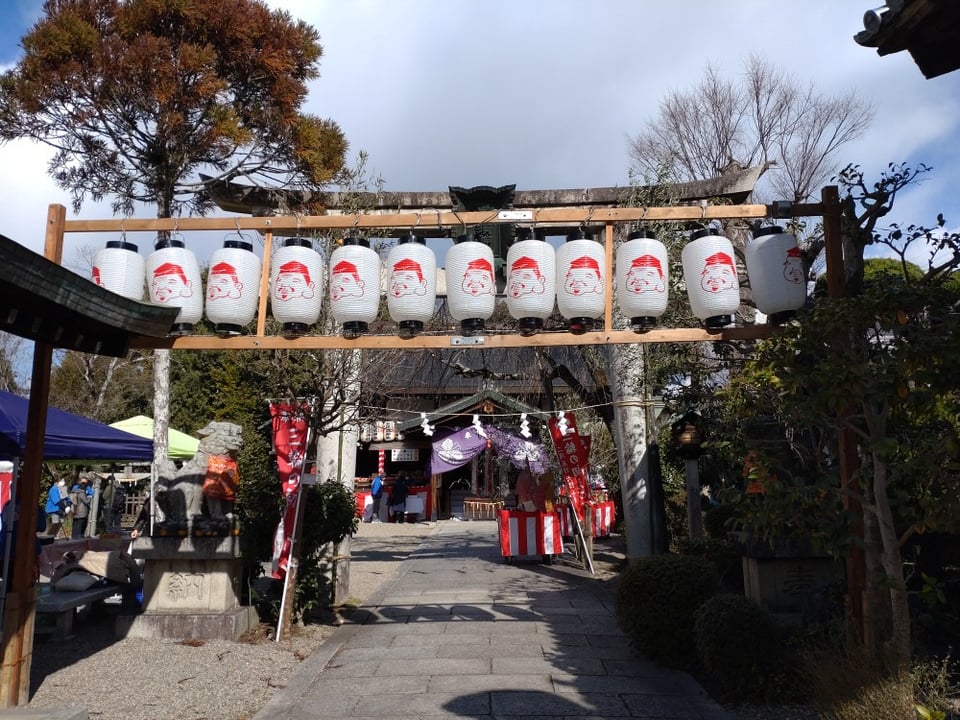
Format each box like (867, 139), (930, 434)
(24, 519), (833, 720)
(26, 519), (437, 720)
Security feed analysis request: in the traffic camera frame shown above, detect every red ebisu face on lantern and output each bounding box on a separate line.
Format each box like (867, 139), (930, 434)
(699, 252), (737, 293)
(330, 260), (365, 300)
(207, 262), (244, 300)
(390, 258), (427, 297)
(461, 258), (494, 296)
(783, 248), (804, 285)
(151, 262), (194, 302)
(508, 256), (545, 298)
(625, 254), (665, 294)
(564, 256), (603, 296)
(274, 260), (316, 301)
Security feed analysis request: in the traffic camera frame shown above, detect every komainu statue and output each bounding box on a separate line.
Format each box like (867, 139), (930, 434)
(155, 421), (242, 536)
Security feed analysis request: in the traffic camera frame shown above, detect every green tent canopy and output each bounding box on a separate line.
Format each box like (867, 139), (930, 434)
(109, 415), (199, 460)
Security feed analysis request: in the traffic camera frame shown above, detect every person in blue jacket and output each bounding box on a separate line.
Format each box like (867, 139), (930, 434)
(44, 477), (71, 537)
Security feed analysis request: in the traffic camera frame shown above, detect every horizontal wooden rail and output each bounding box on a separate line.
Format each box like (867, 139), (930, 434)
(128, 325), (777, 351)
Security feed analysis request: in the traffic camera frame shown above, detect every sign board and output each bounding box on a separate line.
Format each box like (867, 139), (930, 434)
(391, 448), (419, 462)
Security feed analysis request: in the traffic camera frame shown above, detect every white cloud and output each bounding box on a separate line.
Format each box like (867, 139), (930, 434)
(1, 0), (960, 264)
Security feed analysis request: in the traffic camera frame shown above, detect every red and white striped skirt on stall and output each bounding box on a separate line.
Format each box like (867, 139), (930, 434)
(497, 509), (564, 557)
(557, 501), (616, 538)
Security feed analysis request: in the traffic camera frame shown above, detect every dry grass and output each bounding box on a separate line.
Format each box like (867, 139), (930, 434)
(802, 642), (957, 720)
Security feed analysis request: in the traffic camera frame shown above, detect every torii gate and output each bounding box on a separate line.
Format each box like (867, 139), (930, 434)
(1, 182), (864, 707)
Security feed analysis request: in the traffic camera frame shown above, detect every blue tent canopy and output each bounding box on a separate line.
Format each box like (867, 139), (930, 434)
(0, 390), (153, 461)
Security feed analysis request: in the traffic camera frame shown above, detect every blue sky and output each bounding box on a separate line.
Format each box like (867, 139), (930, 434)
(2, 0), (960, 270)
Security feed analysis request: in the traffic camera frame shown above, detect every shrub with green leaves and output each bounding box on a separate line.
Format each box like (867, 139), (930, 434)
(615, 554), (719, 667)
(693, 593), (785, 702)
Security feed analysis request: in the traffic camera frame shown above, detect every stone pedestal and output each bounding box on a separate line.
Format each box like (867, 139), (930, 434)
(739, 534), (844, 622)
(117, 536), (257, 641)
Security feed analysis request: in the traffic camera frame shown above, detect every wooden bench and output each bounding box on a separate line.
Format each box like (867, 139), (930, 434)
(35, 583), (124, 640)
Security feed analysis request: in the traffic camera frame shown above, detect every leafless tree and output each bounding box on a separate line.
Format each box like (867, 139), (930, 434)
(628, 55), (874, 204)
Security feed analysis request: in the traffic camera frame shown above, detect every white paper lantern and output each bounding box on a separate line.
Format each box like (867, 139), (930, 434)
(206, 239), (262, 336)
(145, 238), (203, 336)
(744, 226), (807, 323)
(386, 234), (437, 338)
(505, 236), (555, 336)
(445, 233), (496, 335)
(329, 237), (381, 338)
(92, 240), (145, 301)
(681, 227), (741, 329)
(271, 238), (323, 336)
(616, 230), (669, 332)
(556, 232), (606, 334)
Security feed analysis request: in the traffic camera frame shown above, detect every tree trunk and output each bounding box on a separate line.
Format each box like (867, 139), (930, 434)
(606, 343), (653, 561)
(871, 454), (912, 672)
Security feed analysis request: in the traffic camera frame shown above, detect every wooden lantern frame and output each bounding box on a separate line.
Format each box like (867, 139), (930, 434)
(42, 191), (838, 351)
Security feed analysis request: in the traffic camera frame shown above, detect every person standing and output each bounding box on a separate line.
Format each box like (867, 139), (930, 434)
(44, 477), (71, 537)
(100, 471), (117, 533)
(389, 475), (408, 523)
(70, 477), (93, 538)
(369, 473), (383, 523)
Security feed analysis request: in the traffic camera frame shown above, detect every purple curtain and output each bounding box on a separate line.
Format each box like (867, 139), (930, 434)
(485, 426), (548, 474)
(428, 425), (550, 476)
(427, 427), (489, 475)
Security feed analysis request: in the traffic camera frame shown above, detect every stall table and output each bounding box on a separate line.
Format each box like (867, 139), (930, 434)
(557, 501), (616, 538)
(497, 509), (563, 561)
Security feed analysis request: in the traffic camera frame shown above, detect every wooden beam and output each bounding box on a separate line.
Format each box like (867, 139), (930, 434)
(129, 325), (777, 351)
(60, 204), (779, 235)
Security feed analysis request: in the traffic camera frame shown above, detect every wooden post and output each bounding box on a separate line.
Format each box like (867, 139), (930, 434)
(685, 458), (703, 540)
(0, 204), (66, 707)
(822, 185), (867, 646)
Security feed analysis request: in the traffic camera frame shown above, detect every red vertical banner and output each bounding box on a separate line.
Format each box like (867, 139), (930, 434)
(270, 402), (310, 580)
(547, 412), (591, 520)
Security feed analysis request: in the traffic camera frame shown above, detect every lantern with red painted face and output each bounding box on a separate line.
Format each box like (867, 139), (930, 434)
(616, 230), (669, 332)
(505, 235), (555, 336)
(92, 240), (145, 301)
(556, 231), (606, 334)
(744, 226), (807, 324)
(681, 227), (741, 329)
(145, 238), (203, 336)
(329, 237), (381, 338)
(386, 234), (437, 338)
(206, 238), (262, 336)
(271, 238), (323, 336)
(445, 233), (496, 336)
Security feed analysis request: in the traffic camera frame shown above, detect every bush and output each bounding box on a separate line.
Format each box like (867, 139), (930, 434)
(675, 536), (742, 591)
(615, 554), (719, 668)
(693, 593), (786, 702)
(703, 503), (739, 539)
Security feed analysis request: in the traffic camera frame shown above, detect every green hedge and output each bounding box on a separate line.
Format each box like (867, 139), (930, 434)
(615, 554), (719, 668)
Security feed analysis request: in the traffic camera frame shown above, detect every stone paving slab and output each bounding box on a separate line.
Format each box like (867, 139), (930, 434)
(254, 521), (736, 720)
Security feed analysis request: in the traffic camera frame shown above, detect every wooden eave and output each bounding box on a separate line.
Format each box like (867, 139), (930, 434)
(397, 389), (544, 433)
(855, 0), (960, 78)
(199, 164), (766, 231)
(0, 233), (178, 356)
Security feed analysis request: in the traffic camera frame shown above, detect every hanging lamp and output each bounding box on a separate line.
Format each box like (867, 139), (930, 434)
(145, 237), (203, 336)
(445, 233), (496, 336)
(505, 231), (556, 336)
(386, 234), (437, 339)
(556, 230), (605, 334)
(271, 237), (323, 337)
(616, 229), (669, 332)
(206, 236), (262, 336)
(329, 237), (381, 338)
(681, 227), (740, 329)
